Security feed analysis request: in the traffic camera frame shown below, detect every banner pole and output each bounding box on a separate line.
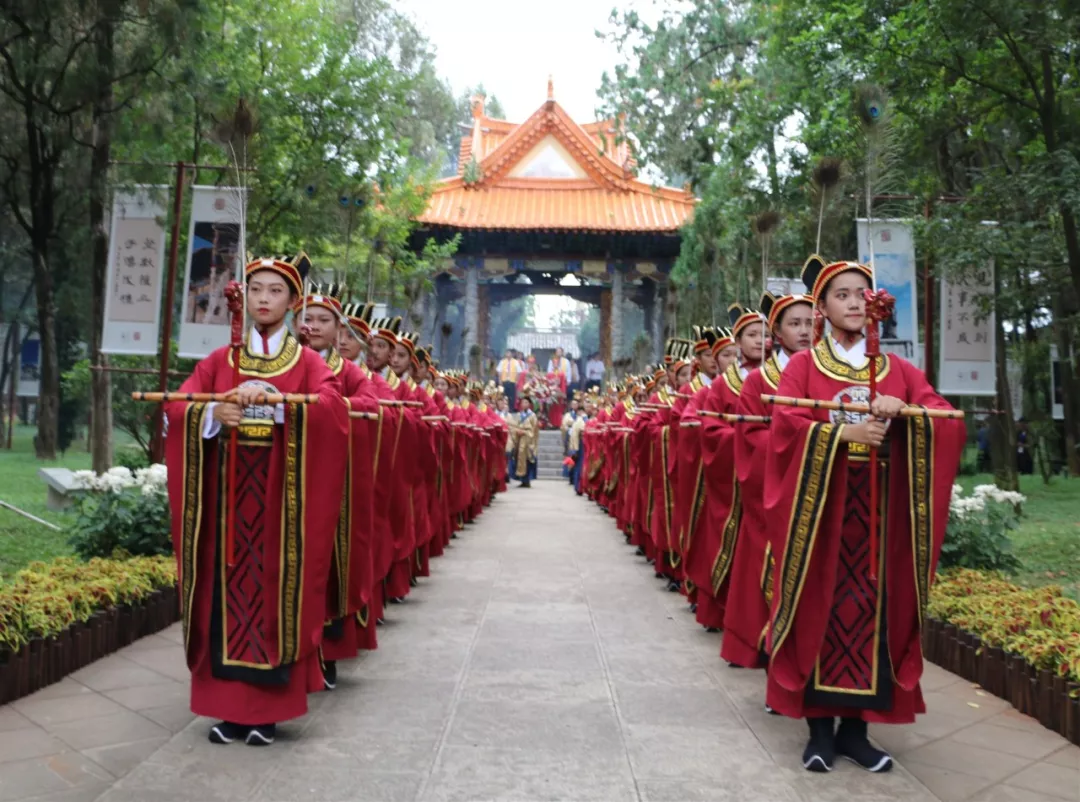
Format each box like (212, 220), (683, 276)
(151, 161), (187, 464)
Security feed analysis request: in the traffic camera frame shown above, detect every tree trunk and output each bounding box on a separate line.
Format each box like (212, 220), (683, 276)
(88, 8), (116, 472)
(1051, 291), (1080, 476)
(32, 245), (58, 460)
(990, 269), (1019, 490)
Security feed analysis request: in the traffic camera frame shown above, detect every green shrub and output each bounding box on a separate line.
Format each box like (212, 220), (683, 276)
(67, 467), (172, 559)
(0, 555), (177, 652)
(940, 484), (1024, 573)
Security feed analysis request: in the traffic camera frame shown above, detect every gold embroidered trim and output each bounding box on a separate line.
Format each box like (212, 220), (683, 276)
(710, 481), (741, 594)
(325, 348), (344, 376)
(762, 355), (782, 390)
(769, 422), (842, 655)
(722, 362), (743, 396)
(228, 331), (302, 378)
(908, 409), (934, 626)
(279, 403), (306, 665)
(179, 403), (207, 654)
(810, 338), (891, 384)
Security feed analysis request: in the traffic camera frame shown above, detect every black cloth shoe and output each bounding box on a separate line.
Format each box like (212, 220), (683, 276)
(208, 721), (248, 744)
(245, 723), (276, 746)
(389, 596), (405, 604)
(704, 626), (720, 633)
(635, 546), (645, 556)
(802, 717), (836, 772)
(322, 660), (337, 690)
(689, 603), (698, 613)
(835, 718), (893, 772)
(666, 579), (681, 593)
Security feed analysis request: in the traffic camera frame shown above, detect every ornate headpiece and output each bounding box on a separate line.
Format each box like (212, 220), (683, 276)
(760, 290), (813, 331)
(801, 254), (872, 302)
(711, 327), (734, 355)
(297, 281), (346, 315)
(371, 316), (401, 343)
(727, 304), (762, 338)
(692, 325), (720, 354)
(245, 253), (310, 298)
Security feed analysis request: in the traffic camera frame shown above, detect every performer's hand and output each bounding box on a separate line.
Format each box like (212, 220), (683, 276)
(234, 385), (268, 408)
(213, 402), (244, 429)
(870, 394), (905, 419)
(840, 420), (887, 447)
(297, 323), (312, 347)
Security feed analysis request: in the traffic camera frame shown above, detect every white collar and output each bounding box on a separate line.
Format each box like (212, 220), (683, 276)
(700, 373), (713, 387)
(249, 325), (286, 356)
(830, 336), (868, 368)
(738, 364), (750, 379)
(776, 349), (791, 370)
(319, 348), (330, 359)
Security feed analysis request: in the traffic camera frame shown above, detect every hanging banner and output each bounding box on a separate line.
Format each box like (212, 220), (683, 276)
(178, 186), (246, 359)
(18, 336), (39, 398)
(939, 262), (996, 396)
(101, 187), (169, 355)
(856, 219), (919, 356)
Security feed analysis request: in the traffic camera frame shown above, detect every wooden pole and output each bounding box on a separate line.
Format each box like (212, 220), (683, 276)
(923, 198), (935, 382)
(151, 161), (186, 463)
(6, 321), (16, 450)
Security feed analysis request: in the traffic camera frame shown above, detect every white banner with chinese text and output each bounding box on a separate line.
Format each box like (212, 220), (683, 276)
(102, 187), (168, 355)
(939, 262), (996, 396)
(178, 187), (247, 359)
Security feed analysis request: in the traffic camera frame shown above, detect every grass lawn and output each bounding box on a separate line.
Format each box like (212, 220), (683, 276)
(0, 424), (142, 577)
(958, 473), (1080, 597)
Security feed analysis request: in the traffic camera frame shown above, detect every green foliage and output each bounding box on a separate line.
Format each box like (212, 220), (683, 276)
(941, 500), (1022, 574)
(930, 569), (1080, 683)
(0, 556), (177, 652)
(68, 487), (172, 561)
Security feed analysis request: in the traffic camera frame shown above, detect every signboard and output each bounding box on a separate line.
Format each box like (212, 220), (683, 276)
(765, 276), (804, 297)
(938, 261), (996, 396)
(18, 336), (39, 398)
(102, 187), (168, 355)
(178, 186), (246, 359)
(1050, 345), (1074, 421)
(856, 218), (919, 352)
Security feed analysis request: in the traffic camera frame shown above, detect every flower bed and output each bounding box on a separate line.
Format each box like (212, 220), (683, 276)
(925, 568), (1080, 744)
(0, 556), (179, 705)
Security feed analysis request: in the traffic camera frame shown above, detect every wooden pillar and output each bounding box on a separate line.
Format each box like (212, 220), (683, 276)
(611, 267), (624, 361)
(477, 284), (490, 376)
(463, 265), (479, 371)
(599, 287), (612, 367)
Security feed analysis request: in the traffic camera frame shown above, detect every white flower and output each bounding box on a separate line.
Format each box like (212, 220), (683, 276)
(972, 484), (1026, 506)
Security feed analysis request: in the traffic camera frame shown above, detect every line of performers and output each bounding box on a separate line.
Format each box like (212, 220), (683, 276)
(578, 256), (965, 774)
(162, 254), (509, 747)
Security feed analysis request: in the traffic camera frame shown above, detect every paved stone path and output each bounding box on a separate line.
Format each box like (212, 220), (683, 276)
(1, 481), (1077, 802)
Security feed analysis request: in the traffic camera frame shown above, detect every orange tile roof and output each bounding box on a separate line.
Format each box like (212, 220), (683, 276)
(427, 89), (695, 234)
(421, 182), (694, 233)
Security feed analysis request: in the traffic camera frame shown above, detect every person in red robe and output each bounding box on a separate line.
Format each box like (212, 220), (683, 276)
(165, 255), (347, 746)
(721, 292), (813, 670)
(764, 258), (964, 773)
(340, 305), (402, 629)
(685, 307), (764, 632)
(386, 328), (437, 595)
(654, 340), (694, 590)
(296, 286), (382, 690)
(672, 326), (722, 600)
(680, 328), (736, 615)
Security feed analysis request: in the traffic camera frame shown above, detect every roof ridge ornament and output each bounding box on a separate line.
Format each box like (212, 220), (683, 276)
(547, 75), (554, 102)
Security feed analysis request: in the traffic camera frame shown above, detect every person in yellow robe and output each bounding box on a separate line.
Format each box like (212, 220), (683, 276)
(508, 395), (539, 487)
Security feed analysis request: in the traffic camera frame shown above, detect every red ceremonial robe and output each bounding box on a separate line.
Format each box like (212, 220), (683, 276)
(720, 357), (782, 667)
(360, 367), (400, 628)
(764, 340), (964, 722)
(646, 389), (677, 576)
(165, 331), (347, 725)
(323, 351), (381, 660)
(684, 363), (743, 629)
(676, 379), (712, 599)
(385, 371), (421, 599)
(630, 406), (655, 561)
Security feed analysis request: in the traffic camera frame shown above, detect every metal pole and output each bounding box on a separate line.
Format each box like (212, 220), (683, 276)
(151, 161), (187, 463)
(923, 199), (935, 382)
(6, 321), (16, 449)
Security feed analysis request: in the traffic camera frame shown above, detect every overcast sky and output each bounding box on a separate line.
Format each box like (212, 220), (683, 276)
(394, 0), (659, 123)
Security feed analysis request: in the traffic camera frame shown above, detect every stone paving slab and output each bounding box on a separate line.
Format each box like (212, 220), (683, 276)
(0, 481), (1076, 802)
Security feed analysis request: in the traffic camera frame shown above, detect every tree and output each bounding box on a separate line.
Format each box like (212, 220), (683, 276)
(0, 0), (201, 460)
